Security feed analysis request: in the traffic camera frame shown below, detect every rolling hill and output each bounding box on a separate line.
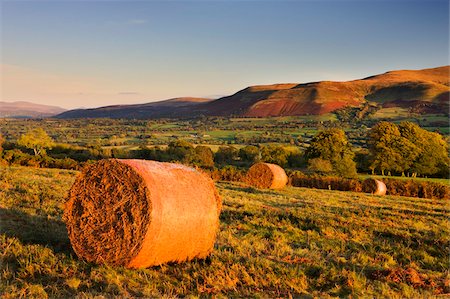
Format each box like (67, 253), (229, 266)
(0, 101), (66, 118)
(57, 97), (212, 119)
(56, 65), (449, 119)
(204, 66), (449, 117)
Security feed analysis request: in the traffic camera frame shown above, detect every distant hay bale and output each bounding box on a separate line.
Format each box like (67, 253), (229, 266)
(245, 162), (288, 189)
(363, 178), (387, 196)
(64, 159), (221, 269)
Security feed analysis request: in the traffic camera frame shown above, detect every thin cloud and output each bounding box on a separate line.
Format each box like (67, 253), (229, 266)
(128, 19), (148, 25)
(118, 92), (141, 95)
(104, 19), (148, 27)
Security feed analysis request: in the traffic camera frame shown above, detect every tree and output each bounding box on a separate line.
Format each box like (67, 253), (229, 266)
(17, 128), (54, 156)
(367, 122), (419, 176)
(167, 140), (195, 163)
(306, 128), (357, 177)
(307, 158), (333, 175)
(214, 146), (238, 165)
(260, 145), (290, 167)
(193, 146), (214, 168)
(239, 145), (260, 164)
(368, 121), (449, 177)
(398, 121), (449, 176)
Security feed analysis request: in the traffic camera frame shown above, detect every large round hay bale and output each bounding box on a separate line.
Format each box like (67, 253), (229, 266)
(64, 159), (221, 268)
(362, 178), (386, 196)
(245, 162), (288, 189)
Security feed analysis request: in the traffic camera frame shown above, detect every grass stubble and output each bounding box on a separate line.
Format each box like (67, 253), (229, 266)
(0, 166), (448, 298)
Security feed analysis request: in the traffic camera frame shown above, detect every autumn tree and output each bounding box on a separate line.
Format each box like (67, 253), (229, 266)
(17, 128), (54, 156)
(306, 128), (357, 177)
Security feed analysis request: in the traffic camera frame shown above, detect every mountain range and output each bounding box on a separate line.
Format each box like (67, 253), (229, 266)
(207, 65), (449, 117)
(0, 101), (66, 118)
(5, 66), (449, 119)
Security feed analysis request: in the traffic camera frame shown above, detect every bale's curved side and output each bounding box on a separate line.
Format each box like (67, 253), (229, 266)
(122, 159), (221, 268)
(362, 178), (386, 196)
(64, 159), (221, 268)
(246, 163), (288, 189)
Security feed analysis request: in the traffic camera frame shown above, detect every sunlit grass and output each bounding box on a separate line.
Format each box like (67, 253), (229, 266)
(0, 166), (448, 297)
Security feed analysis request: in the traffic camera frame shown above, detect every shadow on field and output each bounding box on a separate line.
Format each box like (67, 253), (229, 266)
(0, 207), (72, 254)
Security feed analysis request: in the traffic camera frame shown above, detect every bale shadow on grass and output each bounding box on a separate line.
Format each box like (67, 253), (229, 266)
(0, 207), (72, 255)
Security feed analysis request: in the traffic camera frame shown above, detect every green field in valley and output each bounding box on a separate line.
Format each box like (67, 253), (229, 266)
(1, 166), (448, 298)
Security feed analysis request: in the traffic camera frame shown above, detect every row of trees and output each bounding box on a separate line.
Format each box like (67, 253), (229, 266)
(132, 141), (302, 169)
(368, 122), (448, 177)
(303, 122), (449, 178)
(1, 121), (448, 178)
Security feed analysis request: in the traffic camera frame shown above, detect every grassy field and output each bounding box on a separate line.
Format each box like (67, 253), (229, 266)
(0, 166), (448, 298)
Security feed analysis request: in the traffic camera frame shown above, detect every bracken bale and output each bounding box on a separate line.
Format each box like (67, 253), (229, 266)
(245, 162), (288, 189)
(64, 159), (221, 269)
(362, 178), (387, 196)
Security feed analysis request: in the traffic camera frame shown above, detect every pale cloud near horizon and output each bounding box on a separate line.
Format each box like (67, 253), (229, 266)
(0, 64), (149, 109)
(118, 92), (141, 95)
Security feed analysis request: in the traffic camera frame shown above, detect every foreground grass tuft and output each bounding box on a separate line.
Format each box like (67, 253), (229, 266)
(0, 166), (448, 297)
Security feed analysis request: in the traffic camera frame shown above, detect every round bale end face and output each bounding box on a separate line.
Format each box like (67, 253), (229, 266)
(362, 178), (387, 196)
(64, 159), (221, 268)
(64, 159), (150, 266)
(246, 163), (288, 189)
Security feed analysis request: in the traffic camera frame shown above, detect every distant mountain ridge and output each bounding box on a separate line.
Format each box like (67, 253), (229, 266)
(0, 101), (66, 118)
(57, 97), (212, 119)
(56, 65), (450, 119)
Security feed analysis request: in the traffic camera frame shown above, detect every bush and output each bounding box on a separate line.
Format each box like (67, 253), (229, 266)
(383, 179), (449, 199)
(289, 173), (449, 199)
(3, 149), (37, 166)
(290, 173), (362, 192)
(209, 166), (246, 182)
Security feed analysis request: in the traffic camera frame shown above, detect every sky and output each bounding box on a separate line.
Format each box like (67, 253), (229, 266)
(1, 0), (449, 109)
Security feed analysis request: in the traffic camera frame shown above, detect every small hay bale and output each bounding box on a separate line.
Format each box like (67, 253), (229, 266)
(362, 178), (387, 196)
(245, 162), (288, 189)
(64, 159), (221, 268)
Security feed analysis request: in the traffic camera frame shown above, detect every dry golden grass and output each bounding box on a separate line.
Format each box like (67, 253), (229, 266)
(1, 166), (448, 298)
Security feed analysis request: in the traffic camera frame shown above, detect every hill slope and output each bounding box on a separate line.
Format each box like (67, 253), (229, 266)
(204, 66), (449, 117)
(0, 101), (66, 118)
(57, 66), (449, 119)
(57, 97), (211, 119)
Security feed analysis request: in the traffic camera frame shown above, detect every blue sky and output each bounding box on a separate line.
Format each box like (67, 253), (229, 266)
(1, 0), (449, 108)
